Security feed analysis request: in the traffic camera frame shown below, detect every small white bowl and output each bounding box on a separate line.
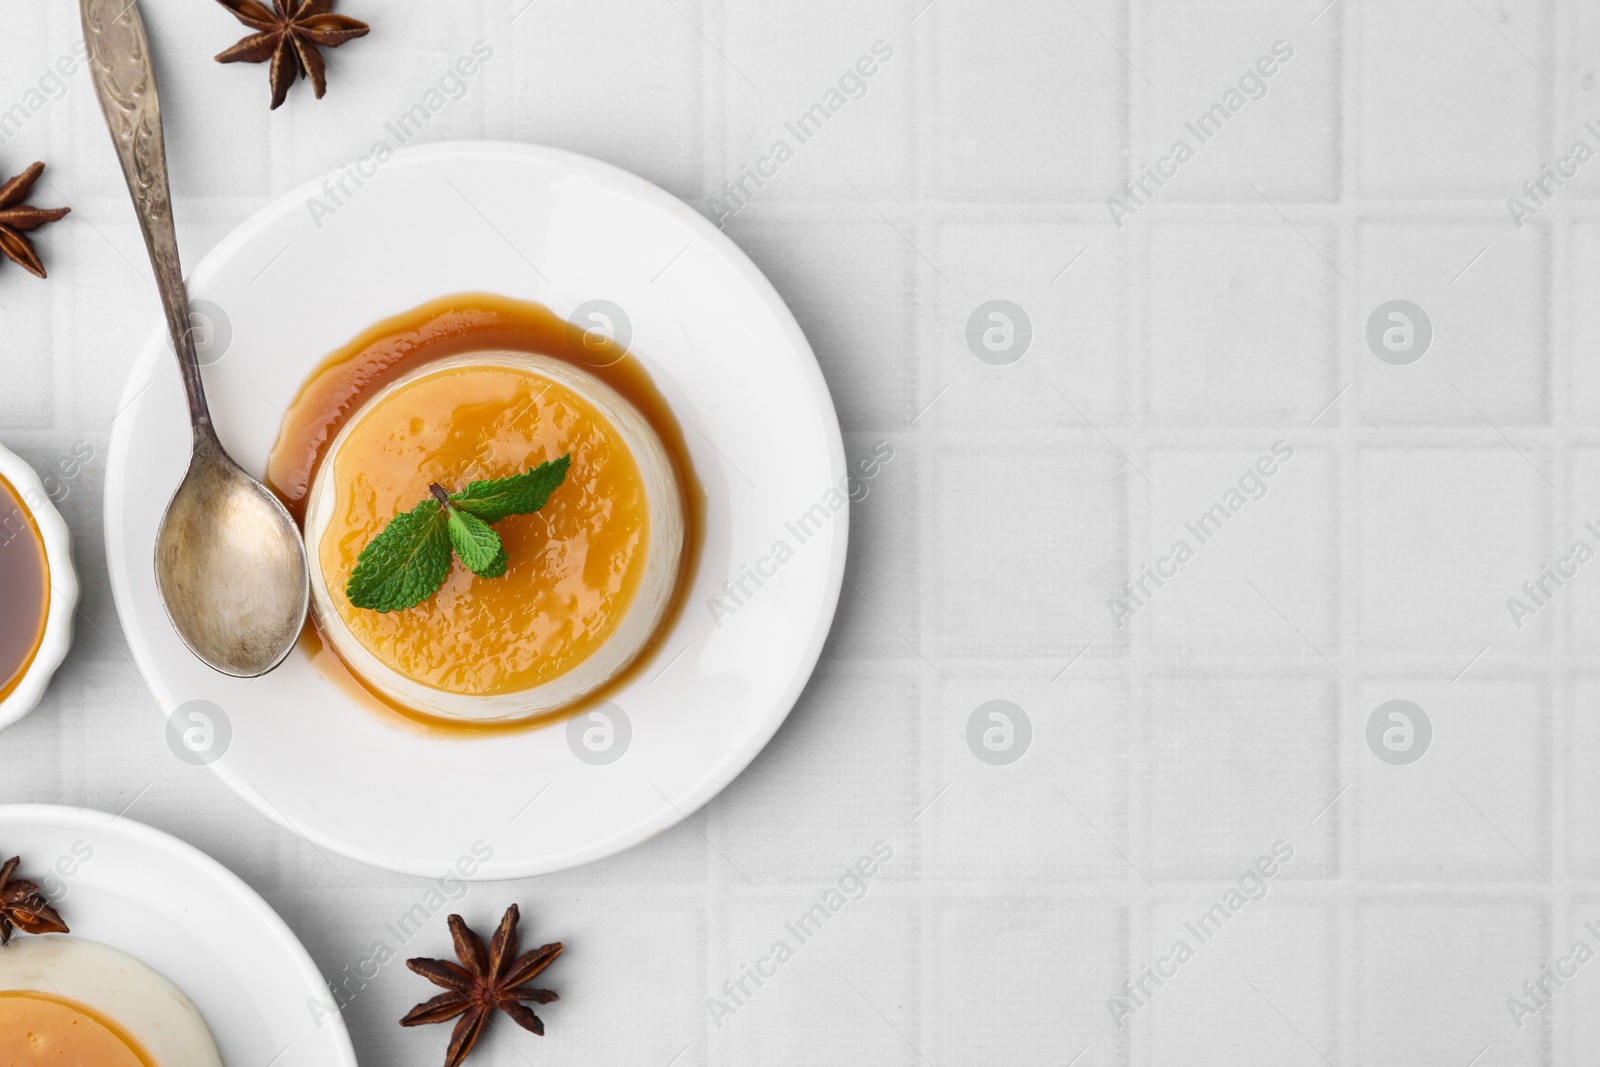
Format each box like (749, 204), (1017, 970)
(0, 443), (77, 731)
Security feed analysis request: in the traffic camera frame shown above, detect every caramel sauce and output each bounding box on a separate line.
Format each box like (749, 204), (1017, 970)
(0, 473), (49, 705)
(265, 293), (703, 735)
(0, 991), (158, 1067)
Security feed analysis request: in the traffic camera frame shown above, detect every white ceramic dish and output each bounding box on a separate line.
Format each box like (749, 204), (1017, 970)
(0, 804), (357, 1065)
(105, 142), (848, 878)
(0, 443), (77, 732)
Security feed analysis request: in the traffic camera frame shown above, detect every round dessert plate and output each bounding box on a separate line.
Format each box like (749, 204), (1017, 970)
(0, 805), (358, 1064)
(105, 142), (848, 877)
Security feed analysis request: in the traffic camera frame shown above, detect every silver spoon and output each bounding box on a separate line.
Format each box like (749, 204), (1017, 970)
(81, 0), (308, 677)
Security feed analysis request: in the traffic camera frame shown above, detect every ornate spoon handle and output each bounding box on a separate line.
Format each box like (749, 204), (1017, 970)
(80, 0), (214, 446)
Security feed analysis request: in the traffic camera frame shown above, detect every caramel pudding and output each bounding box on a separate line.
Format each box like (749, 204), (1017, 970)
(268, 294), (702, 731)
(0, 993), (156, 1067)
(0, 937), (223, 1067)
(0, 473), (48, 704)
(304, 351), (683, 720)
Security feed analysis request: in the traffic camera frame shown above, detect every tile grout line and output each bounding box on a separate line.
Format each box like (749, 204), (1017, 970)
(1332, 0), (1359, 1056)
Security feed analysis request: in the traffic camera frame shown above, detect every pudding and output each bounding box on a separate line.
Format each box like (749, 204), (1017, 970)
(0, 936), (223, 1067)
(304, 350), (684, 721)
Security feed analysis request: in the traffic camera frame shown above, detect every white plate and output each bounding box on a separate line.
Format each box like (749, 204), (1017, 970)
(0, 804), (357, 1064)
(105, 142), (847, 878)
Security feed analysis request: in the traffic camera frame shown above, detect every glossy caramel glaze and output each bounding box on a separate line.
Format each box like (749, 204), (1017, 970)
(0, 991), (157, 1067)
(320, 364), (650, 695)
(266, 293), (702, 735)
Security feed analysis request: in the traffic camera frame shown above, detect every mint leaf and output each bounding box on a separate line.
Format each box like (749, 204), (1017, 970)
(452, 454), (571, 524)
(475, 543), (509, 580)
(446, 506), (504, 577)
(345, 455), (571, 612)
(345, 499), (453, 613)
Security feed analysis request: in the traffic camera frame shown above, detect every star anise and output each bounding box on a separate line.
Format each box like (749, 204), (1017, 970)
(212, 0), (370, 110)
(402, 905), (562, 1067)
(0, 856), (69, 946)
(0, 163), (70, 280)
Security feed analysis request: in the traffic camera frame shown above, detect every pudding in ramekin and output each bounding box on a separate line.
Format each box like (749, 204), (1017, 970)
(303, 351), (684, 722)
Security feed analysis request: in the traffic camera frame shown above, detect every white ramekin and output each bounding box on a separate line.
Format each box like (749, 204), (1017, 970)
(304, 351), (684, 722)
(0, 443), (77, 732)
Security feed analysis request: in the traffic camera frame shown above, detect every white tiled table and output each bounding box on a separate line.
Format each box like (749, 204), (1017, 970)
(0, 0), (1593, 1063)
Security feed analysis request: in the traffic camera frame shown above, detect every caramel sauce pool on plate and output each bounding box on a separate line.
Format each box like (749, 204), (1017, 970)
(0, 473), (48, 704)
(265, 293), (703, 736)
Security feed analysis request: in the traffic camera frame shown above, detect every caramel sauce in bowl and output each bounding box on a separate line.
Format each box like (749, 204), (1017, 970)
(0, 445), (76, 731)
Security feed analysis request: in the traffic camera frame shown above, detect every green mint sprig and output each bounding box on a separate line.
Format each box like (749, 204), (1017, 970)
(344, 454), (571, 612)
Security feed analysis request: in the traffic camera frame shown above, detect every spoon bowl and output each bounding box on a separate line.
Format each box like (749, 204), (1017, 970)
(83, 0), (309, 676)
(155, 439), (308, 677)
